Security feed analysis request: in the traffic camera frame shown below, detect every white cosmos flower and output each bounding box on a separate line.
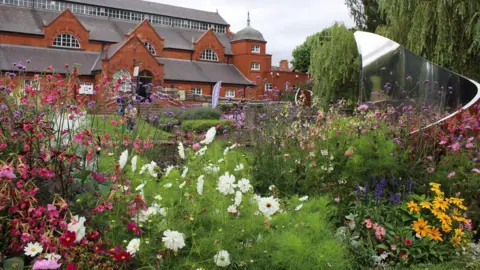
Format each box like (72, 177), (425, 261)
(200, 127), (216, 145)
(119, 149), (128, 169)
(258, 196), (280, 217)
(204, 163), (220, 174)
(108, 152), (114, 156)
(165, 165), (175, 177)
(321, 149), (328, 156)
(197, 175), (205, 195)
(217, 172), (236, 195)
(131, 156), (138, 173)
(295, 204), (303, 211)
(127, 238), (141, 255)
(162, 230), (186, 252)
(227, 204), (238, 214)
(299, 196), (308, 201)
(234, 191), (242, 206)
(178, 142), (185, 159)
(148, 161), (158, 177)
(67, 215), (86, 243)
(135, 183), (145, 191)
(24, 242), (43, 257)
(223, 146), (230, 156)
(214, 250), (231, 267)
(218, 158), (224, 163)
(234, 163), (244, 171)
(45, 253), (61, 261)
(179, 181), (186, 188)
(237, 178), (253, 193)
(195, 146), (207, 156)
(164, 183), (172, 188)
(181, 166), (188, 178)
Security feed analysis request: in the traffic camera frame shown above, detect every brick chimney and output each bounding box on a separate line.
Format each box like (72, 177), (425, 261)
(279, 60), (289, 70)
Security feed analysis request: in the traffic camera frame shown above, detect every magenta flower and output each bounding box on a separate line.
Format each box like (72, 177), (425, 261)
(427, 167), (435, 173)
(357, 104), (369, 111)
(449, 142), (461, 152)
(33, 259), (61, 270)
(448, 171), (456, 178)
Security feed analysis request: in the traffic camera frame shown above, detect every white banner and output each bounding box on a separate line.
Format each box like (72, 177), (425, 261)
(212, 81), (222, 108)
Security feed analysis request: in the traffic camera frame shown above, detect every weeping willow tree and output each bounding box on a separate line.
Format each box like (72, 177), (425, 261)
(309, 23), (360, 105)
(376, 0), (480, 80)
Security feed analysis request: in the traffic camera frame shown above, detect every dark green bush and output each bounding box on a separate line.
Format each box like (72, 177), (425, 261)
(178, 107), (221, 121)
(181, 119), (233, 133)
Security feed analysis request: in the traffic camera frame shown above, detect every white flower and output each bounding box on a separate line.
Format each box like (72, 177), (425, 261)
(214, 250), (231, 267)
(164, 183), (172, 188)
(234, 163), (244, 171)
(165, 165), (175, 177)
(135, 183), (145, 191)
(162, 230), (186, 252)
(127, 238), (141, 255)
(148, 161), (158, 177)
(299, 196), (308, 201)
(139, 164), (148, 174)
(179, 181), (186, 188)
(181, 166), (188, 178)
(234, 191), (242, 206)
(178, 142), (185, 159)
(237, 178), (253, 193)
(268, 185), (276, 191)
(321, 149), (328, 156)
(200, 127), (216, 144)
(258, 196), (280, 217)
(223, 146), (230, 156)
(295, 204), (303, 211)
(154, 195), (163, 201)
(217, 172), (236, 195)
(24, 242), (43, 257)
(197, 175), (205, 195)
(159, 207), (167, 217)
(108, 152), (114, 156)
(218, 158), (224, 163)
(195, 146), (207, 156)
(119, 149), (128, 169)
(67, 215), (86, 243)
(45, 253), (61, 261)
(330, 155), (334, 160)
(131, 156), (138, 173)
(117, 185), (130, 192)
(227, 204), (238, 214)
(204, 164), (220, 174)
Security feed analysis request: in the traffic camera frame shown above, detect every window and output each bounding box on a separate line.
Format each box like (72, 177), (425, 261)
(200, 49), (218, 62)
(192, 88), (202, 95)
(144, 42), (156, 55)
(113, 69), (132, 92)
(52, 33), (80, 48)
(79, 82), (94, 95)
(265, 83), (273, 91)
(251, 45), (261, 53)
(251, 62), (261, 71)
(225, 89), (235, 98)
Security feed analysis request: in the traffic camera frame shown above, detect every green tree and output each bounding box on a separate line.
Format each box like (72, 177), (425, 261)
(291, 33), (320, 73)
(345, 0), (385, 32)
(309, 23), (359, 105)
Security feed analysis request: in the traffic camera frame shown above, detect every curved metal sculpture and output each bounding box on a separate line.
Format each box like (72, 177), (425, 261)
(354, 31), (480, 127)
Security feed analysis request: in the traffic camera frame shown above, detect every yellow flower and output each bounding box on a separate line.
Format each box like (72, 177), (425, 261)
(437, 213), (452, 226)
(449, 198), (468, 210)
(441, 223), (452, 233)
(433, 197), (449, 211)
(455, 228), (465, 237)
(431, 207), (443, 217)
(420, 201), (432, 209)
(407, 201), (420, 214)
(452, 215), (467, 223)
(451, 235), (461, 247)
(430, 182), (444, 196)
(428, 227), (443, 241)
(413, 218), (431, 237)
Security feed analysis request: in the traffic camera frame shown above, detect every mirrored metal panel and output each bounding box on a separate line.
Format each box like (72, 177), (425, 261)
(354, 31), (480, 127)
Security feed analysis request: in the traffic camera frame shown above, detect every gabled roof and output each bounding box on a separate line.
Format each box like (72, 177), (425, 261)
(0, 44), (100, 75)
(45, 8), (89, 33)
(0, 5), (234, 54)
(157, 58), (253, 85)
(66, 0), (228, 25)
(272, 66), (294, 72)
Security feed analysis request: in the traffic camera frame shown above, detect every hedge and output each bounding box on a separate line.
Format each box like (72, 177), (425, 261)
(181, 119), (234, 133)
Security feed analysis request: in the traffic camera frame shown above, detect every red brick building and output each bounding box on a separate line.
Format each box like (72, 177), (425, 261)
(0, 0), (308, 106)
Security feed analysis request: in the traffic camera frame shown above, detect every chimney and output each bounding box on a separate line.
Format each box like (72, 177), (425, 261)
(280, 60), (289, 70)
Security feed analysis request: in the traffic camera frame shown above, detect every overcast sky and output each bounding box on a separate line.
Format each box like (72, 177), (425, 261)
(149, 0), (354, 67)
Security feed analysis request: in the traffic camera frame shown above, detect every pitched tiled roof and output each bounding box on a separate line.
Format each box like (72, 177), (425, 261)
(158, 58), (253, 85)
(0, 5), (233, 54)
(67, 0), (228, 25)
(0, 44), (100, 75)
(272, 66), (294, 72)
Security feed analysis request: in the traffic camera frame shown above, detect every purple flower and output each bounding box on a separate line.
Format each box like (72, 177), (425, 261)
(389, 193), (401, 204)
(357, 104), (369, 111)
(427, 167), (435, 174)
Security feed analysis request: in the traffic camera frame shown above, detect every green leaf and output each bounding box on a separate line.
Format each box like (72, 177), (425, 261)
(401, 214), (411, 222)
(4, 257), (24, 270)
(376, 244), (389, 250)
(98, 182), (113, 196)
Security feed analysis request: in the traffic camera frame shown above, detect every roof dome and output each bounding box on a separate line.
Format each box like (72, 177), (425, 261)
(232, 12), (266, 42)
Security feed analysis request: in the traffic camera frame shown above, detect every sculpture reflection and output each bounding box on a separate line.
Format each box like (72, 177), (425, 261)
(354, 31), (480, 128)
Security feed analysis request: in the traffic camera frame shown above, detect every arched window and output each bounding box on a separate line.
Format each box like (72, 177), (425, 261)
(52, 33), (81, 48)
(144, 42), (156, 55)
(113, 69), (132, 92)
(200, 49), (218, 62)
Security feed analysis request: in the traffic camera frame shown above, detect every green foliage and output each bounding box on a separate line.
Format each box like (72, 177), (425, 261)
(3, 257), (24, 270)
(90, 115), (171, 140)
(178, 107), (222, 121)
(309, 23), (360, 105)
(291, 33), (322, 73)
(345, 0), (385, 32)
(181, 119), (233, 133)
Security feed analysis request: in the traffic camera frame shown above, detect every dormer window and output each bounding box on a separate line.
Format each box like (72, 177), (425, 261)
(251, 45), (261, 53)
(200, 49), (218, 62)
(52, 33), (80, 48)
(144, 42), (156, 55)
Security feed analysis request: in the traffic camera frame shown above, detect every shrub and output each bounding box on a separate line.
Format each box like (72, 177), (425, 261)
(181, 119), (233, 133)
(178, 107), (221, 121)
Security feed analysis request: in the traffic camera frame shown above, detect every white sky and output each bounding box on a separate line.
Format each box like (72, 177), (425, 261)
(148, 0), (354, 66)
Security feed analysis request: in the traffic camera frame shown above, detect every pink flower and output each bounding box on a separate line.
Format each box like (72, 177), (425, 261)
(345, 151), (354, 157)
(73, 132), (84, 143)
(426, 156), (433, 161)
(111, 120), (117, 126)
(33, 259), (62, 270)
(427, 167), (435, 174)
(449, 142), (461, 152)
(192, 143), (200, 150)
(365, 219), (372, 229)
(0, 165), (16, 179)
(448, 171), (456, 178)
(466, 143), (474, 149)
(391, 245), (397, 251)
(21, 233), (31, 243)
(472, 168), (480, 174)
(357, 104), (369, 111)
